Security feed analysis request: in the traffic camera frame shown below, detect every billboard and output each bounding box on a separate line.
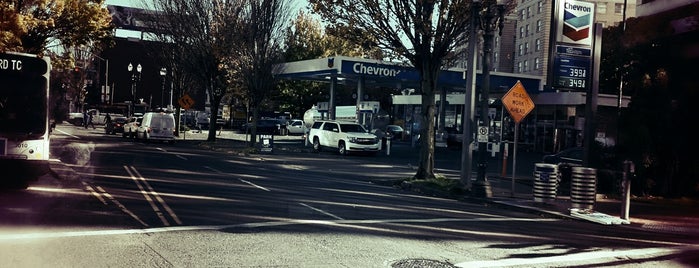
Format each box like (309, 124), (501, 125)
(556, 0), (595, 46)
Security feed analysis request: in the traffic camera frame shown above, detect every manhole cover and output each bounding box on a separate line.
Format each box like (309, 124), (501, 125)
(391, 258), (456, 268)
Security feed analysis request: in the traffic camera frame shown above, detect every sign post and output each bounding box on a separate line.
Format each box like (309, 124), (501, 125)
(501, 80), (535, 196)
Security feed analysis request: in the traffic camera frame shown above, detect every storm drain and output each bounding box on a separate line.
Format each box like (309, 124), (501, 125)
(391, 258), (457, 268)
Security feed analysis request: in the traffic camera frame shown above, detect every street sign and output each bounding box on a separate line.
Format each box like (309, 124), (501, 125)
(477, 126), (489, 143)
(502, 80), (535, 124)
(178, 94), (195, 110)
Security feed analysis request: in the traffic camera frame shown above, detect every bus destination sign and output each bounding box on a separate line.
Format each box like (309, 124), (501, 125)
(0, 52), (50, 77)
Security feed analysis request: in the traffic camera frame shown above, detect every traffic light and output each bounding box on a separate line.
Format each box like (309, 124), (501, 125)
(72, 67), (81, 80)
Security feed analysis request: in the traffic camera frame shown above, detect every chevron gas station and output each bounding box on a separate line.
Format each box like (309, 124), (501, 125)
(275, 56), (628, 154)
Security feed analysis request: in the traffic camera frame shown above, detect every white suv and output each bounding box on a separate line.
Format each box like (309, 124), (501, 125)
(307, 120), (380, 155)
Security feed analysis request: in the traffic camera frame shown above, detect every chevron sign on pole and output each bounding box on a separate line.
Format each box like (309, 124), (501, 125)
(556, 0), (595, 46)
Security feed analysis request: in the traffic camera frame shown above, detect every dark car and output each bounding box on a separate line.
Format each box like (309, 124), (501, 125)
(542, 147), (583, 166)
(243, 119), (280, 135)
(106, 116), (128, 135)
(385, 125), (404, 140)
(542, 147), (583, 195)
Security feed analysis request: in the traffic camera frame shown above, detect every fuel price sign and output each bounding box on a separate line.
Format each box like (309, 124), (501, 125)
(553, 45), (591, 90)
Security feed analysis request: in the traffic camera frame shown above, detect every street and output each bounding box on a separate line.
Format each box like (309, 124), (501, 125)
(0, 123), (697, 267)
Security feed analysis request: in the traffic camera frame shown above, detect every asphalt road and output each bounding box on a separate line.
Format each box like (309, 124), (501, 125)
(1, 123), (697, 267)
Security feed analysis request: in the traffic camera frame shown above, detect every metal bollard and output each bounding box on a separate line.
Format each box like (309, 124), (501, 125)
(621, 160), (635, 220)
(386, 137), (391, 156)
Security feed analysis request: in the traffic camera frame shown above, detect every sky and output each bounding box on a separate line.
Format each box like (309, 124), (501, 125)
(104, 0), (309, 39)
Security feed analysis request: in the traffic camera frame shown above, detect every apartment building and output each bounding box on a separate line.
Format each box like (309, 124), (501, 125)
(512, 0), (637, 82)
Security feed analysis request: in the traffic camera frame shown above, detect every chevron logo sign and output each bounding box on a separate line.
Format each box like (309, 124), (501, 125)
(557, 0), (595, 46)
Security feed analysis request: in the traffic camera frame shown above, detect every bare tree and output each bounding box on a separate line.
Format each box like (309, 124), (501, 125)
(309, 0), (475, 180)
(147, 0), (245, 141)
(230, 0), (292, 145)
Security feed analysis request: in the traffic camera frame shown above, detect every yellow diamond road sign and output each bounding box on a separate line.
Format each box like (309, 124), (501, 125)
(178, 94), (195, 110)
(502, 80), (535, 124)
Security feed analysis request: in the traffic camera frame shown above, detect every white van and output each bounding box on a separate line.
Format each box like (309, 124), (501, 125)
(136, 112), (176, 143)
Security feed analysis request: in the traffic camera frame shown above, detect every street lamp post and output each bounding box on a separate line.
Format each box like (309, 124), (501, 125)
(128, 63), (142, 103)
(473, 0), (506, 198)
(160, 67), (167, 109)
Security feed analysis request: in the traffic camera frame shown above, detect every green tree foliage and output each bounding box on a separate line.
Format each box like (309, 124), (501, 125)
(274, 10), (384, 121)
(0, 0), (112, 54)
(308, 0), (476, 180)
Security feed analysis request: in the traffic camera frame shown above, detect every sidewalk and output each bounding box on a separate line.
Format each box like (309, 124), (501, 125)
(484, 175), (699, 236)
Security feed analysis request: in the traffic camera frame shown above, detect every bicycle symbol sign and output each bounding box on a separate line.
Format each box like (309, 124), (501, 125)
(477, 126), (488, 143)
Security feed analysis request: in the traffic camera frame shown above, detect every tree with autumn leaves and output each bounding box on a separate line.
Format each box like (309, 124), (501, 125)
(1, 0), (112, 122)
(0, 0), (112, 54)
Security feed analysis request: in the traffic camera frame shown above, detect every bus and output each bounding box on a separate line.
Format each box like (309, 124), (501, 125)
(0, 52), (51, 189)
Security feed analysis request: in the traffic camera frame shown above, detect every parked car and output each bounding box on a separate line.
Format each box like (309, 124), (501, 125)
(136, 112), (176, 143)
(123, 115), (143, 138)
(542, 147), (584, 167)
(286, 119), (306, 135)
(242, 119), (282, 135)
(445, 126), (463, 148)
(106, 116), (128, 135)
(385, 125), (404, 140)
(67, 112), (84, 126)
(307, 120), (380, 155)
(542, 147), (584, 195)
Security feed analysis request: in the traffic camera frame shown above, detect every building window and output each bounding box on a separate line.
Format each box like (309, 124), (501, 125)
(538, 1), (544, 13)
(597, 2), (607, 14)
(517, 62), (523, 73)
(524, 60), (529, 72)
(615, 3), (624, 14)
(520, 9), (525, 20)
(535, 58), (541, 70)
(526, 24), (530, 36)
(520, 27), (524, 38)
(525, 42), (529, 54)
(526, 6), (531, 18)
(537, 20), (543, 32)
(519, 44), (524, 55)
(536, 39), (542, 51)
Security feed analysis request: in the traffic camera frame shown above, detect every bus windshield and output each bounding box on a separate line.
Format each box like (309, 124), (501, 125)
(0, 74), (47, 136)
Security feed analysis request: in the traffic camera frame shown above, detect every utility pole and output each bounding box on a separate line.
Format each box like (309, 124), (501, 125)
(474, 0), (506, 198)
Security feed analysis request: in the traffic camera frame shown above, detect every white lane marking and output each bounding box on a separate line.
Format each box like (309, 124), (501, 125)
(175, 154), (187, 160)
(124, 165), (169, 226)
(82, 181), (107, 205)
(97, 186), (150, 228)
(299, 202), (344, 220)
(128, 165), (183, 225)
(204, 166), (222, 173)
(124, 166), (182, 226)
(0, 217), (562, 240)
(53, 128), (80, 139)
(205, 166), (271, 192)
(82, 181), (150, 227)
(239, 179), (270, 192)
(455, 246), (693, 268)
